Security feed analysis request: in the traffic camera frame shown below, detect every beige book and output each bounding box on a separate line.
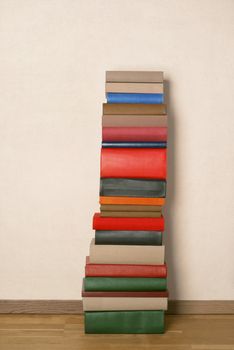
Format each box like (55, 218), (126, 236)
(103, 103), (166, 115)
(105, 82), (164, 94)
(89, 239), (165, 265)
(100, 204), (162, 212)
(102, 115), (168, 127)
(83, 297), (168, 311)
(100, 211), (162, 218)
(106, 71), (163, 83)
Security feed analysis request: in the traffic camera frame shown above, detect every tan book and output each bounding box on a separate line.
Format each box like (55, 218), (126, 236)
(102, 114), (167, 127)
(100, 204), (162, 212)
(83, 297), (168, 311)
(106, 71), (163, 83)
(103, 103), (166, 115)
(100, 211), (162, 218)
(89, 239), (165, 265)
(105, 82), (164, 94)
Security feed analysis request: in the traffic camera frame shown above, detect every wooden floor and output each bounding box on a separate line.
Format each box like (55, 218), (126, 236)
(0, 314), (233, 350)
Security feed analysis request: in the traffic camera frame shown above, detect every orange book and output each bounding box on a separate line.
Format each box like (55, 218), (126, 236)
(99, 196), (165, 206)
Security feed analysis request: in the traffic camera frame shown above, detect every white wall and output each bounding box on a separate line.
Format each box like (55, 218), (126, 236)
(0, 0), (234, 300)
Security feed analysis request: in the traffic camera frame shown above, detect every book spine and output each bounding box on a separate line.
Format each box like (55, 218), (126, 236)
(102, 142), (167, 148)
(85, 310), (165, 334)
(102, 127), (168, 142)
(100, 178), (166, 198)
(103, 103), (167, 115)
(85, 262), (167, 278)
(101, 148), (167, 179)
(107, 93), (164, 104)
(93, 213), (165, 231)
(95, 230), (162, 245)
(84, 277), (167, 291)
(83, 297), (168, 311)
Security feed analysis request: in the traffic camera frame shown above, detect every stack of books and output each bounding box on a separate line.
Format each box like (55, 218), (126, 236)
(82, 71), (168, 334)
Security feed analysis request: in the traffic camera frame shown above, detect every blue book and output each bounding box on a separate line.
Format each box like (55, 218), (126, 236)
(107, 93), (164, 104)
(102, 142), (167, 148)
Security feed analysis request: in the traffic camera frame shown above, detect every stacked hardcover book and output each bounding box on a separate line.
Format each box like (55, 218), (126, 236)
(82, 71), (168, 334)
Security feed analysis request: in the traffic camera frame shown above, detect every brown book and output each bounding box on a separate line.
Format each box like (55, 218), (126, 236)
(102, 115), (167, 127)
(100, 204), (162, 212)
(83, 297), (168, 311)
(106, 71), (163, 83)
(103, 103), (166, 115)
(105, 82), (164, 94)
(100, 211), (162, 218)
(82, 289), (168, 298)
(89, 239), (165, 265)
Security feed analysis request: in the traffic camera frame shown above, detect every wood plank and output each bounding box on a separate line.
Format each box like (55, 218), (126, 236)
(0, 315), (233, 349)
(0, 300), (234, 314)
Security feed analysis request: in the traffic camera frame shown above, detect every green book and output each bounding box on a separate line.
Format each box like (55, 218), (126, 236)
(84, 277), (167, 291)
(85, 310), (165, 334)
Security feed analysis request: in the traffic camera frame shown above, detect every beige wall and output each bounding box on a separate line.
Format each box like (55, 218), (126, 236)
(0, 0), (234, 300)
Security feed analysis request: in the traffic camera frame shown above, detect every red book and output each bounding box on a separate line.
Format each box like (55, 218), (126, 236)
(102, 127), (167, 142)
(93, 213), (164, 231)
(101, 148), (166, 179)
(85, 256), (167, 278)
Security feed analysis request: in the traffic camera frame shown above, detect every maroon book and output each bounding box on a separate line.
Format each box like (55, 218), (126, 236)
(85, 257), (167, 278)
(102, 127), (167, 142)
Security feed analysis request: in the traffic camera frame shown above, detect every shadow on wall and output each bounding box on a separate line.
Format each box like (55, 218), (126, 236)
(164, 79), (178, 300)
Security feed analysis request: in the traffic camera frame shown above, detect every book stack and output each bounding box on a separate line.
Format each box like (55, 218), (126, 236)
(82, 71), (168, 334)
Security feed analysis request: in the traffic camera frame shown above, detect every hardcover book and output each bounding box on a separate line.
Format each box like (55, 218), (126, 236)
(95, 230), (162, 246)
(93, 213), (164, 231)
(105, 82), (164, 94)
(101, 148), (167, 179)
(102, 126), (167, 142)
(89, 238), (165, 265)
(106, 71), (164, 83)
(102, 142), (167, 148)
(102, 115), (167, 127)
(84, 277), (167, 291)
(99, 196), (165, 205)
(103, 103), (166, 115)
(83, 297), (168, 311)
(85, 257), (167, 277)
(100, 178), (166, 198)
(107, 93), (164, 104)
(100, 211), (162, 218)
(85, 310), (165, 334)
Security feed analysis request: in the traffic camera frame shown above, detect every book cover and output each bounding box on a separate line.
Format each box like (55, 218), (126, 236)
(102, 115), (167, 127)
(101, 148), (167, 179)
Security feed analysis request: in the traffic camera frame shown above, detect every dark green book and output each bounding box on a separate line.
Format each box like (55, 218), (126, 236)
(100, 178), (166, 197)
(95, 230), (162, 245)
(84, 277), (167, 291)
(85, 310), (165, 334)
